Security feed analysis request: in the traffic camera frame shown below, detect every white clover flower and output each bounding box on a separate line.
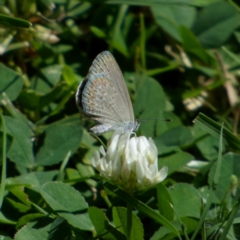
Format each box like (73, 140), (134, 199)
(92, 130), (168, 193)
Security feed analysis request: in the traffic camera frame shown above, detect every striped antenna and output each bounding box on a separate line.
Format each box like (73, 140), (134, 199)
(137, 118), (172, 123)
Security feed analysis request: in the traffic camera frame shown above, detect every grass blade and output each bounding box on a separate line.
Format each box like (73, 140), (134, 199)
(0, 14), (32, 28)
(140, 13), (146, 70)
(193, 113), (240, 152)
(219, 198), (240, 240)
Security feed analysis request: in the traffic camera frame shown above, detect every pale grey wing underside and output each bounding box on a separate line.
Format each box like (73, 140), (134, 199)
(76, 74), (132, 134)
(87, 51), (135, 122)
(76, 51), (138, 134)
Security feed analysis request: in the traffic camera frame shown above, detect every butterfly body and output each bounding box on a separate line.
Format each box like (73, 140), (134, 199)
(76, 51), (139, 135)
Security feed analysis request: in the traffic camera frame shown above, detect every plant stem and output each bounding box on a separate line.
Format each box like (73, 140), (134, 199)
(127, 202), (132, 240)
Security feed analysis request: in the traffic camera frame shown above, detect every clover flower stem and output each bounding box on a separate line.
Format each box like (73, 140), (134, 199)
(126, 202), (133, 240)
(100, 190), (112, 208)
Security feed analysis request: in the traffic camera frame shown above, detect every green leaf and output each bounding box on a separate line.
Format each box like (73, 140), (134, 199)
(17, 90), (40, 111)
(80, 128), (97, 148)
(197, 186), (220, 204)
(221, 46), (240, 66)
(39, 82), (68, 110)
(181, 217), (199, 234)
(48, 217), (72, 240)
(90, 26), (107, 38)
(88, 207), (126, 240)
(40, 65), (62, 86)
(208, 153), (240, 201)
(8, 186), (31, 207)
(151, 5), (196, 42)
(18, 83), (67, 111)
(38, 0), (55, 11)
(6, 171), (58, 192)
(169, 183), (201, 218)
(3, 116), (34, 168)
(112, 207), (144, 240)
(157, 183), (174, 221)
(65, 168), (81, 181)
(53, 44), (73, 54)
(67, 2), (92, 17)
(193, 1), (240, 48)
(154, 126), (193, 155)
(14, 217), (52, 240)
(0, 14), (31, 28)
(1, 92), (31, 127)
(134, 75), (167, 136)
(0, 235), (12, 240)
(36, 121), (82, 166)
(196, 135), (225, 161)
(158, 126), (194, 146)
(16, 213), (46, 229)
(62, 65), (76, 85)
(179, 26), (212, 64)
(134, 75), (166, 114)
(41, 182), (93, 231)
(193, 113), (240, 152)
(0, 64), (24, 103)
(0, 211), (16, 225)
(6, 197), (30, 214)
(159, 152), (194, 175)
(194, 122), (225, 162)
(39, 87), (74, 121)
(31, 77), (51, 95)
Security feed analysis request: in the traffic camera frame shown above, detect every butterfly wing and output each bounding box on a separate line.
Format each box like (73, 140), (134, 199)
(87, 51), (135, 122)
(76, 51), (135, 134)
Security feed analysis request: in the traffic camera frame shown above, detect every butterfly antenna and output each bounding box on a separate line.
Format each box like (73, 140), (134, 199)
(137, 118), (172, 123)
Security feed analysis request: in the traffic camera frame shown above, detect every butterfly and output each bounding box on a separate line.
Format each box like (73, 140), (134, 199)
(76, 51), (139, 135)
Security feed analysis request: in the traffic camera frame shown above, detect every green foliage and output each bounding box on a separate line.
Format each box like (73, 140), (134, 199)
(112, 207), (144, 240)
(0, 65), (24, 102)
(0, 0), (240, 239)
